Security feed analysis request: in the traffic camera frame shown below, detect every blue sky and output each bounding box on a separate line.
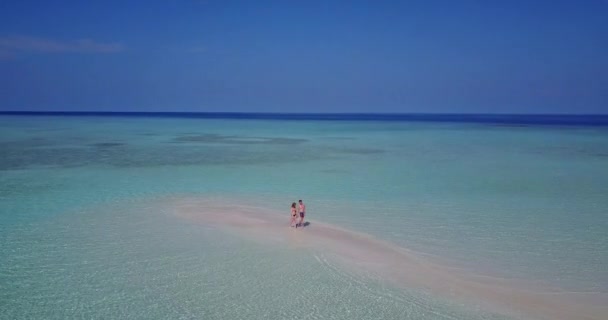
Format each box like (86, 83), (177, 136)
(0, 0), (606, 113)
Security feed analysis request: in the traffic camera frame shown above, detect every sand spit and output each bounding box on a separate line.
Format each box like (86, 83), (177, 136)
(171, 197), (607, 320)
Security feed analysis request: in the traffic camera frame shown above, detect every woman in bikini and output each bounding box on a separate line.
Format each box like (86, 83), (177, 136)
(290, 202), (298, 228)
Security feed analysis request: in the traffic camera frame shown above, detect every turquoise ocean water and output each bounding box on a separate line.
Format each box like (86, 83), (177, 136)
(1, 114), (607, 319)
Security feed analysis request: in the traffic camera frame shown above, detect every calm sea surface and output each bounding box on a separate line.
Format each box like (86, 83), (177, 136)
(1, 114), (607, 319)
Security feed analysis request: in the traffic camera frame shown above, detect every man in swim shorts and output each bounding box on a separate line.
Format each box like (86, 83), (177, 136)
(298, 199), (306, 227)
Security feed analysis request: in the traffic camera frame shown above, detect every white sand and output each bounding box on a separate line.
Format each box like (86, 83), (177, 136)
(170, 197), (608, 320)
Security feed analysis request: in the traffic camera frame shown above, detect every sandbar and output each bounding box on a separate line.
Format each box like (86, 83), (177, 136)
(170, 197), (607, 320)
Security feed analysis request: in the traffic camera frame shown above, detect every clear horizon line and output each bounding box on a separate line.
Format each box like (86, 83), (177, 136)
(1, 110), (608, 116)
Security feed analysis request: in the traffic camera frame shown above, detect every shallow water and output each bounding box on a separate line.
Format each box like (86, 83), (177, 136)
(1, 115), (607, 319)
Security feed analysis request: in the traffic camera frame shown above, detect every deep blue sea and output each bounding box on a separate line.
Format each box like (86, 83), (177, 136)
(1, 113), (607, 319)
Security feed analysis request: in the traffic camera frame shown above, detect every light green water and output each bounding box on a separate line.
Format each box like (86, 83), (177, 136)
(1, 115), (607, 319)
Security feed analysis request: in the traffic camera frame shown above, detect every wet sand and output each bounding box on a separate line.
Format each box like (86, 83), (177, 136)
(171, 197), (607, 320)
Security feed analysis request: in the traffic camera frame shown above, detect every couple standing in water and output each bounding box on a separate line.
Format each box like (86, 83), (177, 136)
(290, 200), (306, 228)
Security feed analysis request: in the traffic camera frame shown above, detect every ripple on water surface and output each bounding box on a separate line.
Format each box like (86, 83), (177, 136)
(0, 197), (521, 320)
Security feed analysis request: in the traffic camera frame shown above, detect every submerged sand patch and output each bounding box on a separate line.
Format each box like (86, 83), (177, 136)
(170, 197), (607, 320)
